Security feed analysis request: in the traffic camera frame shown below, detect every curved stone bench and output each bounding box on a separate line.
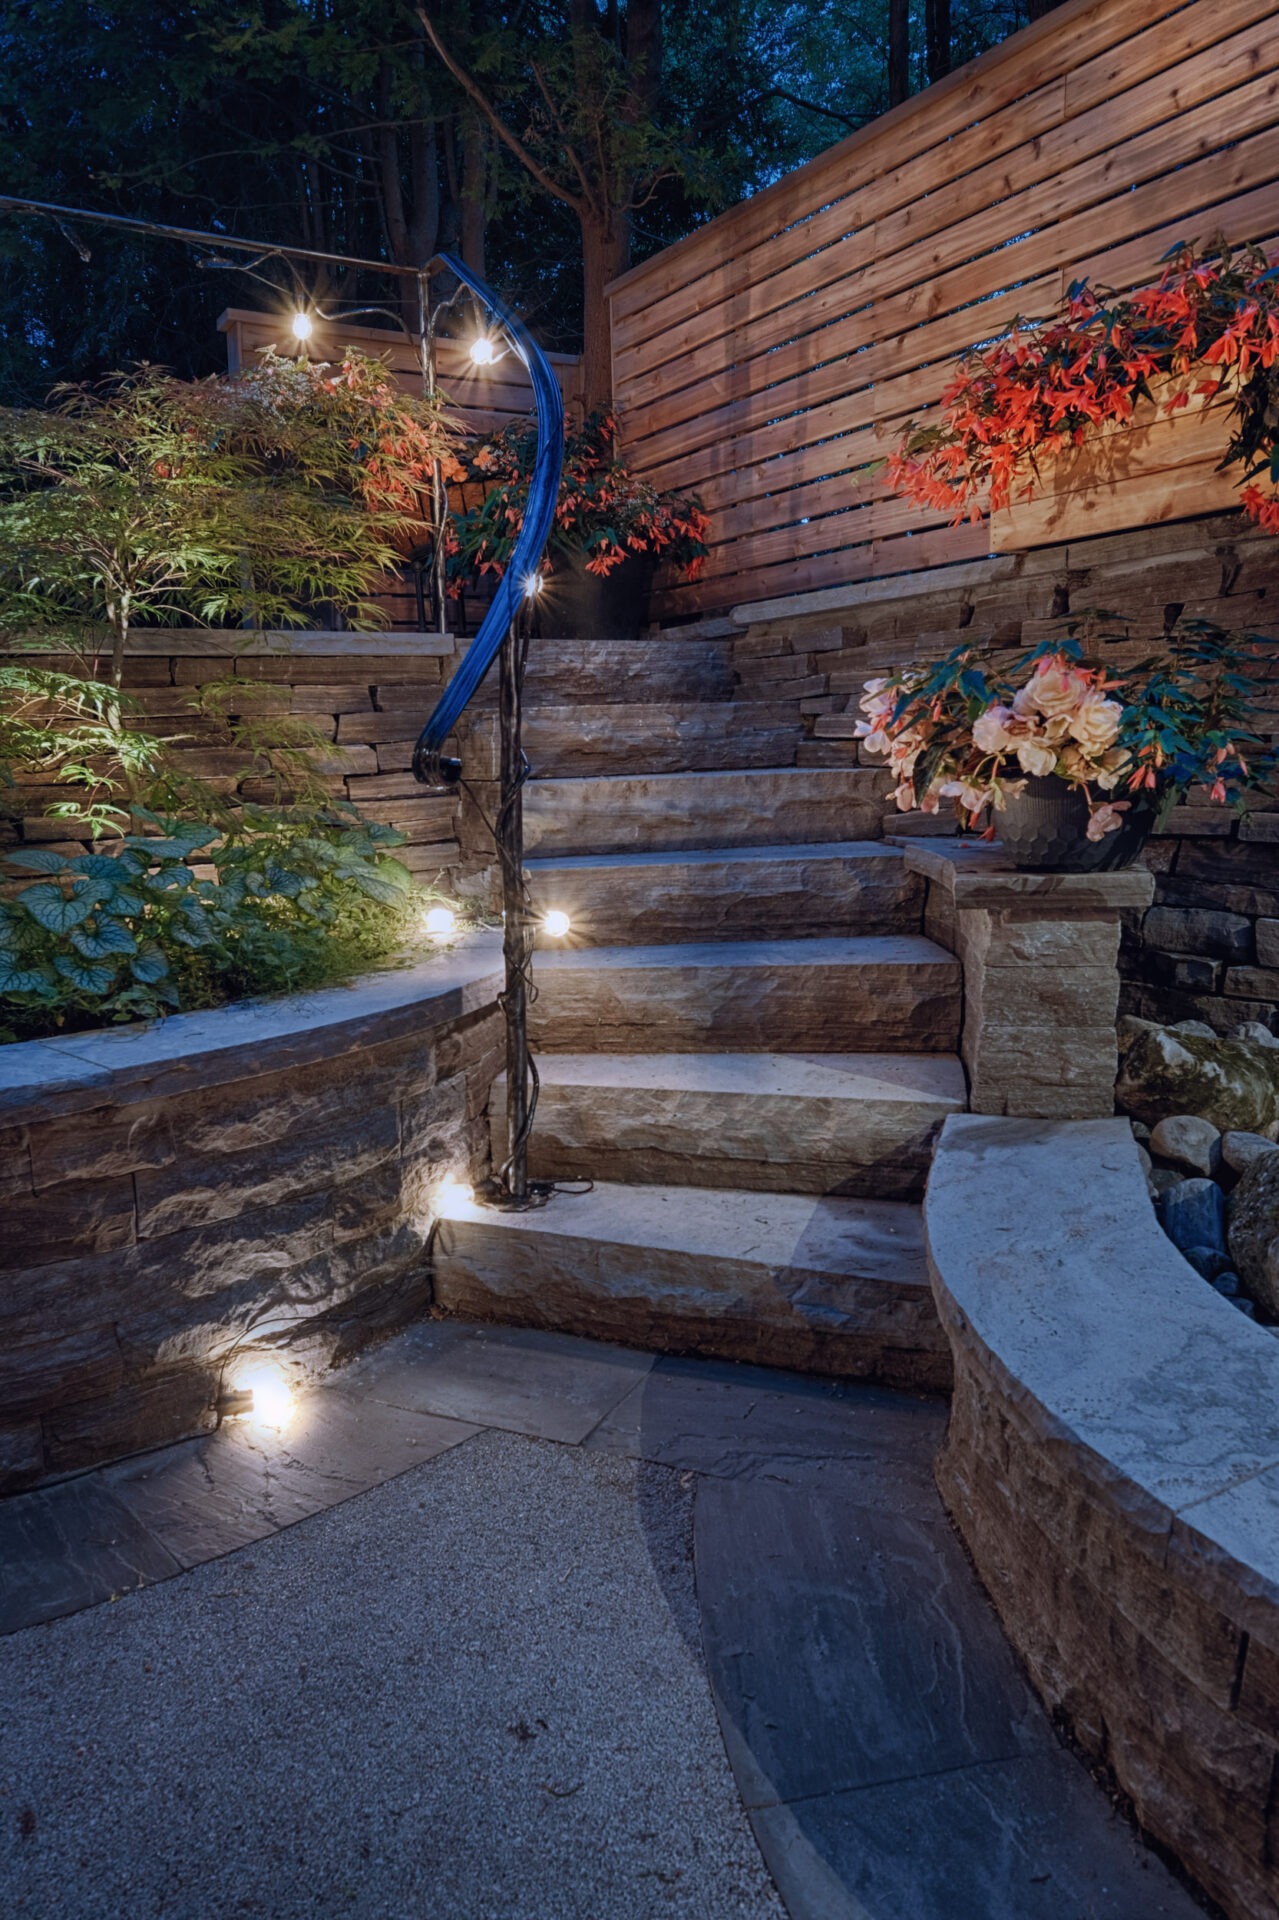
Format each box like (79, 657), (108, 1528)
(0, 937), (503, 1493)
(926, 1114), (1279, 1920)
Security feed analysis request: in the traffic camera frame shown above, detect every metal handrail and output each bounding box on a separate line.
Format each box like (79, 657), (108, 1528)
(412, 253), (564, 787)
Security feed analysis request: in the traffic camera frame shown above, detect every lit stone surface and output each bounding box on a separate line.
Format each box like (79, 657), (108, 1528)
(529, 936), (961, 1054)
(523, 766), (888, 856)
(495, 1051), (966, 1197)
(435, 1181), (948, 1389)
(526, 842), (923, 946)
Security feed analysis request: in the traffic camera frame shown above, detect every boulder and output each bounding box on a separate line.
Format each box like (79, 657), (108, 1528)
(1172, 1020), (1218, 1039)
(1235, 1021), (1279, 1049)
(1221, 1131), (1279, 1178)
(1117, 1015), (1156, 1056)
(1160, 1178), (1227, 1254)
(1149, 1114), (1222, 1178)
(1115, 1024), (1279, 1134)
(1227, 1153), (1279, 1317)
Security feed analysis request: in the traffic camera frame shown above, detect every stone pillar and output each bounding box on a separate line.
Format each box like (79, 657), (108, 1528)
(900, 840), (1154, 1119)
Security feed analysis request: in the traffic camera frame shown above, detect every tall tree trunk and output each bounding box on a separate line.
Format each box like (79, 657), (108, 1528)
(888, 0), (910, 107)
(460, 108), (487, 276)
(925, 0), (951, 85)
(579, 210), (628, 413)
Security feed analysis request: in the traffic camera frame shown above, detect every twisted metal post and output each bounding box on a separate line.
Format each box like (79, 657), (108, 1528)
(412, 253), (564, 1203)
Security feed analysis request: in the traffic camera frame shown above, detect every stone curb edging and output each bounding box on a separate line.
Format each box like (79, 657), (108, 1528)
(924, 1113), (1279, 1920)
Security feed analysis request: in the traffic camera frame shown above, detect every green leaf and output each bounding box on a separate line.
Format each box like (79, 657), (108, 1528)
(54, 953), (116, 993)
(70, 918), (137, 959)
(4, 848), (73, 873)
(130, 944), (171, 984)
(0, 958), (54, 994)
(19, 881), (99, 933)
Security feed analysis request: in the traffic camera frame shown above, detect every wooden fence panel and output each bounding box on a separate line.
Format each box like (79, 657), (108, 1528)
(608, 0), (1279, 622)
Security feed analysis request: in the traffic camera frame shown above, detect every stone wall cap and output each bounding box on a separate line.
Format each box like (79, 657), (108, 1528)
(0, 932), (504, 1124)
(926, 1113), (1279, 1615)
(895, 837), (1155, 909)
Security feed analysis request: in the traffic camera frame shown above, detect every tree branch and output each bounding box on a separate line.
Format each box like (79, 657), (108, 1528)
(528, 56), (598, 214)
(415, 9), (585, 218)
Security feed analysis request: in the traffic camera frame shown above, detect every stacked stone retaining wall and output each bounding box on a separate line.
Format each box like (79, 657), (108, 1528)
(725, 512), (1279, 1035)
(0, 944), (503, 1492)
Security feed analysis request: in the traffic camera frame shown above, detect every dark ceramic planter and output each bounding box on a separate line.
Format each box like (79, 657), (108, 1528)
(544, 549), (657, 639)
(998, 776), (1152, 872)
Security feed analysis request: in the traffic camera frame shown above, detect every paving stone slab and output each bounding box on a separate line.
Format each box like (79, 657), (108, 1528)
(524, 767), (886, 857)
(99, 1394), (479, 1570)
(694, 1473), (1045, 1809)
(748, 1749), (1205, 1920)
(0, 1477), (182, 1633)
(350, 1318), (654, 1444)
(585, 1353), (945, 1497)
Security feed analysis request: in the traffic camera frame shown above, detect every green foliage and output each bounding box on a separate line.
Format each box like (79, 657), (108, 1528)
(0, 807), (418, 1041)
(450, 409), (709, 584)
(0, 352), (459, 685)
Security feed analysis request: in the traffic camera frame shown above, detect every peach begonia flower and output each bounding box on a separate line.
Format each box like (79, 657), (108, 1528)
(1068, 692), (1123, 754)
(1026, 661), (1092, 719)
(939, 778), (993, 814)
(1015, 740), (1058, 777)
(1085, 799), (1131, 841)
(972, 704), (1017, 753)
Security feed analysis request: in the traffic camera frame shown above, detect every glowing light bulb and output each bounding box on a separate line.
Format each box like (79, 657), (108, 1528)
(290, 310), (314, 342)
(232, 1359), (295, 1434)
(543, 909), (571, 938)
(436, 1174), (475, 1219)
(523, 572), (544, 599)
(423, 904), (457, 938)
(469, 335), (496, 365)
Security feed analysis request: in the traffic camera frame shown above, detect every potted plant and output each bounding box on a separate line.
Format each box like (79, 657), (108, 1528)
(886, 237), (1279, 538)
(856, 619), (1275, 871)
(448, 409), (709, 637)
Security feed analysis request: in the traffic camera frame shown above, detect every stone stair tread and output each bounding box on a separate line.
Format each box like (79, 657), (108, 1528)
(526, 839), (896, 873)
(440, 1180), (927, 1288)
(524, 766), (887, 855)
(532, 934), (954, 972)
(506, 1050), (967, 1103)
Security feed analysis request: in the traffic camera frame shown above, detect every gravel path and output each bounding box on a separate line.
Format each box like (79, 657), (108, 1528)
(0, 1429), (785, 1920)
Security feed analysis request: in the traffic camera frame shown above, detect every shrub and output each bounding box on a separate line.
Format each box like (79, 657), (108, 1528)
(0, 807), (417, 1042)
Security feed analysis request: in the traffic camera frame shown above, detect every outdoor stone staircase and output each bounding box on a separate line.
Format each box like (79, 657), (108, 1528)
(434, 630), (967, 1391)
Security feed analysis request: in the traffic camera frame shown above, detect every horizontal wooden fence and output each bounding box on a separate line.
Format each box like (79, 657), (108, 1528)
(607, 0), (1279, 623)
(220, 308), (582, 440)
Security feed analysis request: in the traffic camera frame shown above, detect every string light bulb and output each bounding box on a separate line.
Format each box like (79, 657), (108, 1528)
(290, 310), (314, 342)
(542, 909), (571, 938)
(469, 335), (496, 365)
(523, 572), (544, 600)
(423, 905), (457, 938)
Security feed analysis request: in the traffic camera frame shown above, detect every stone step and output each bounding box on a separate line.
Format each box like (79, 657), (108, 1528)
(523, 636), (737, 702)
(433, 1181), (949, 1390)
(523, 702), (804, 777)
(526, 841), (922, 946)
(524, 767), (887, 857)
(529, 936), (961, 1053)
(495, 1052), (967, 1197)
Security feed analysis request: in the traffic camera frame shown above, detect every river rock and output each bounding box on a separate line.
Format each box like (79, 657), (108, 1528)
(1161, 1178), (1227, 1254)
(1235, 1021), (1279, 1048)
(1115, 1024), (1279, 1133)
(1221, 1132), (1279, 1178)
(1149, 1114), (1222, 1178)
(1213, 1270), (1242, 1298)
(1129, 1119), (1152, 1146)
(1150, 1165), (1183, 1197)
(1227, 1153), (1279, 1316)
(1173, 1020), (1218, 1039)
(1180, 1243), (1233, 1281)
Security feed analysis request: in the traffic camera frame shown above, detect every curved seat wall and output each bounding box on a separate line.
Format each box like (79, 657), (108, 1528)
(926, 1114), (1279, 1920)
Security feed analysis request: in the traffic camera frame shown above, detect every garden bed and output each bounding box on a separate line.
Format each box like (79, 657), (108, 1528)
(0, 937), (503, 1492)
(926, 1113), (1279, 1920)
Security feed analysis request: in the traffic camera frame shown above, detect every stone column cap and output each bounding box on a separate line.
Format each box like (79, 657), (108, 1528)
(890, 836), (1155, 912)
